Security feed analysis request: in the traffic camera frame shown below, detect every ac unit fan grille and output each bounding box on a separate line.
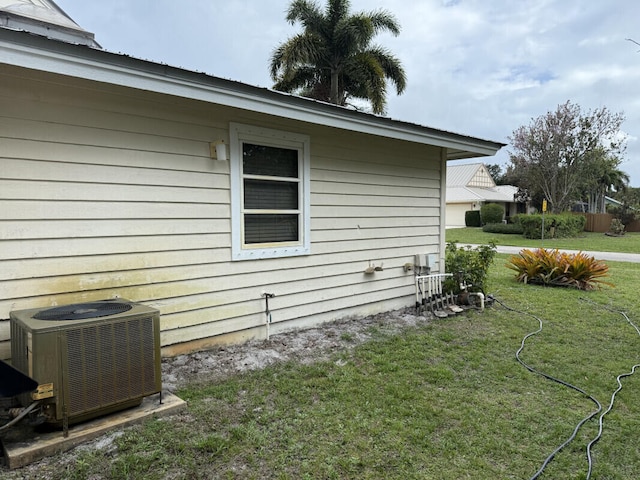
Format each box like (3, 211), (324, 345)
(34, 302), (133, 321)
(66, 316), (158, 416)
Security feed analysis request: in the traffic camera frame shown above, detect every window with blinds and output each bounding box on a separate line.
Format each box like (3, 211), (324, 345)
(230, 123), (311, 260)
(242, 143), (300, 244)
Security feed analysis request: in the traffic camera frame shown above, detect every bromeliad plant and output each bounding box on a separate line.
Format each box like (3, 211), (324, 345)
(506, 248), (613, 290)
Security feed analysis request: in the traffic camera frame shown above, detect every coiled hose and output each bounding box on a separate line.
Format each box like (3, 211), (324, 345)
(490, 295), (602, 480)
(580, 298), (640, 479)
(492, 295), (640, 479)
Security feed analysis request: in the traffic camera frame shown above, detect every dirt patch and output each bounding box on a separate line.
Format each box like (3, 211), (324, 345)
(162, 307), (428, 391)
(1, 308), (431, 479)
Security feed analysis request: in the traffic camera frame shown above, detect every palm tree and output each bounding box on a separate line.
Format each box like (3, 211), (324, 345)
(597, 165), (629, 212)
(583, 152), (629, 213)
(270, 0), (407, 115)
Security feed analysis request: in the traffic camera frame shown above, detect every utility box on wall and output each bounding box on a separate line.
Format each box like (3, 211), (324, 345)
(414, 253), (438, 271)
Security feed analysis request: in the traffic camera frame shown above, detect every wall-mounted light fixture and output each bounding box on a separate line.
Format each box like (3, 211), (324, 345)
(209, 140), (228, 161)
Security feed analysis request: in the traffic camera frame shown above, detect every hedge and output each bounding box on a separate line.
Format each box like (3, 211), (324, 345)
(517, 214), (586, 239)
(482, 223), (524, 235)
(465, 210), (481, 227)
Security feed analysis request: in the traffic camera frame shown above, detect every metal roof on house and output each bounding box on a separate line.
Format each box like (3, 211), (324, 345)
(446, 163), (517, 204)
(0, 0), (98, 47)
(446, 185), (518, 203)
(0, 8), (505, 160)
(447, 163), (496, 187)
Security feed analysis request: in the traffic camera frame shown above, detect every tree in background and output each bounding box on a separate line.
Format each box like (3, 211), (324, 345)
(610, 186), (640, 226)
(270, 0), (406, 115)
(579, 149), (629, 213)
(507, 101), (626, 213)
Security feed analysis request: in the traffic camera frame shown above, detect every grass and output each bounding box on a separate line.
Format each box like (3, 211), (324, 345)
(44, 255), (640, 479)
(446, 227), (640, 253)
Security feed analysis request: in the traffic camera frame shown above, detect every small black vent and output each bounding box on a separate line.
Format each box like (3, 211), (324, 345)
(33, 302), (133, 321)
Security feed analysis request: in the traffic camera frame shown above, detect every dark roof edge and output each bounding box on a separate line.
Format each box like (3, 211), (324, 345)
(0, 28), (505, 158)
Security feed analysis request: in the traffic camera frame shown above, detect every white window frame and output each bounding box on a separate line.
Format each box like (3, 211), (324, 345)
(230, 122), (311, 261)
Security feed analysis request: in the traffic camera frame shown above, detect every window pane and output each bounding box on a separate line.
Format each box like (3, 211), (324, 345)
(244, 214), (298, 244)
(243, 143), (298, 178)
(244, 179), (298, 210)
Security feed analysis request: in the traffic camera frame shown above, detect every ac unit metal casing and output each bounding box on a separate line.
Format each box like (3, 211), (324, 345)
(10, 299), (162, 426)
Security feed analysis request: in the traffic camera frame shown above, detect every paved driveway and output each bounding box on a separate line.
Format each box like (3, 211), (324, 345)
(462, 244), (640, 263)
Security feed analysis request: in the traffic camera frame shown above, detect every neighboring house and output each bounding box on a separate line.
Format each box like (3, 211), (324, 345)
(573, 196), (625, 213)
(0, 2), (503, 360)
(446, 163), (521, 227)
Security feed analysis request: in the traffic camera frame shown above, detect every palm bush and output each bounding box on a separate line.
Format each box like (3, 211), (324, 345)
(505, 248), (613, 290)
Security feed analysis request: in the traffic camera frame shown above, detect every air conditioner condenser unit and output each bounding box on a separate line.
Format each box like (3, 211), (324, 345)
(9, 299), (162, 428)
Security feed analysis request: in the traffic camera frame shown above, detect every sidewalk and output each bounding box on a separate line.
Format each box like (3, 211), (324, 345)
(462, 244), (640, 264)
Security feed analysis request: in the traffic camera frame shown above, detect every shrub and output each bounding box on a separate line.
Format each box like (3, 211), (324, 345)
(608, 205), (637, 227)
(465, 210), (481, 227)
(505, 248), (613, 290)
(609, 218), (625, 235)
(518, 214), (585, 239)
(480, 203), (504, 225)
(482, 223), (524, 235)
(444, 242), (497, 293)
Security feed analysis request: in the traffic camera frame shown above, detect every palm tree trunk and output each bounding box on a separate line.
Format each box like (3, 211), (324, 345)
(330, 69), (339, 105)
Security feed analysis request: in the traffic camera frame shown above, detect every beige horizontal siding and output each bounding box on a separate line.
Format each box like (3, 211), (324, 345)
(0, 65), (445, 359)
(1, 218), (228, 240)
(0, 252), (430, 314)
(1, 234), (228, 260)
(1, 153), (224, 184)
(312, 168), (437, 189)
(0, 248), (227, 281)
(312, 193), (437, 208)
(312, 179), (435, 198)
(1, 200), (227, 220)
(1, 179), (228, 203)
(312, 216), (437, 229)
(161, 283), (414, 347)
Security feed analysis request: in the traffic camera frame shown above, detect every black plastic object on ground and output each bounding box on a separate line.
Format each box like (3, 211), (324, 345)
(0, 359), (38, 398)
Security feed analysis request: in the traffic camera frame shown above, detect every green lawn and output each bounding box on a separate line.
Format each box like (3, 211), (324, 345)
(43, 256), (640, 479)
(446, 227), (640, 253)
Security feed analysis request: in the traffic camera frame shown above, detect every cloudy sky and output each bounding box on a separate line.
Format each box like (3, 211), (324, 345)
(56, 0), (640, 186)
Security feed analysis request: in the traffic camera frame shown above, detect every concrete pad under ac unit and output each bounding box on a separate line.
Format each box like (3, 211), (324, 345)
(2, 391), (186, 470)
